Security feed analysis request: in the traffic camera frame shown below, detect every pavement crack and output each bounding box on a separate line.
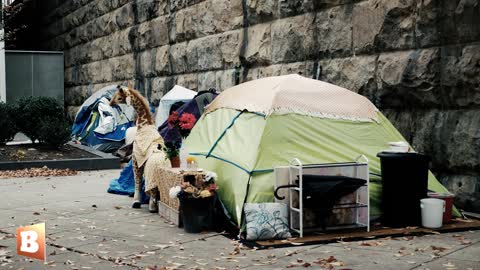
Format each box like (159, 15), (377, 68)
(408, 239), (480, 270)
(122, 232), (226, 258)
(0, 229), (14, 235)
(47, 242), (142, 269)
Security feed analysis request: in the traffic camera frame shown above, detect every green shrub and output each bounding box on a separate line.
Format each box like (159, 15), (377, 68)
(0, 102), (18, 144)
(38, 117), (71, 148)
(16, 96), (64, 143)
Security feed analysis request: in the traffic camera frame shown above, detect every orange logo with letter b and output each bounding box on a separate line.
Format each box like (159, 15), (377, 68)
(16, 223), (46, 261)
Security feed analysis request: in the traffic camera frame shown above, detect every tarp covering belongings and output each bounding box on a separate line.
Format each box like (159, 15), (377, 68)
(107, 89), (218, 199)
(184, 74), (455, 226)
(158, 89), (218, 146)
(107, 160), (149, 204)
(155, 85), (197, 127)
(71, 85), (136, 152)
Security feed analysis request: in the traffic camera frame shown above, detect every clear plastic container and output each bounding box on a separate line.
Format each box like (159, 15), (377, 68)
(179, 145), (188, 169)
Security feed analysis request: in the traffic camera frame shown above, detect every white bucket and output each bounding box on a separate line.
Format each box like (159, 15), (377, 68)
(420, 198), (445, 228)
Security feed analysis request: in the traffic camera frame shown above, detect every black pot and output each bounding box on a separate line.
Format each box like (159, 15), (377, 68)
(179, 196), (215, 233)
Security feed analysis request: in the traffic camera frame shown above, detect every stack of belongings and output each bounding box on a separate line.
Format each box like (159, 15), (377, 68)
(71, 85), (136, 153)
(107, 87), (218, 200)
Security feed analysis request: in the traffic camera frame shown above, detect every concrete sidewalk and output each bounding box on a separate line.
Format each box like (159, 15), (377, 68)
(0, 170), (479, 269)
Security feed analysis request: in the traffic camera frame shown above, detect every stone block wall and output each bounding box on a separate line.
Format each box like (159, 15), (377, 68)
(38, 0), (480, 209)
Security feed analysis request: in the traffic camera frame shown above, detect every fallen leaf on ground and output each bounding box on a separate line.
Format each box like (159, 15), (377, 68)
(394, 250), (410, 257)
(460, 239), (472, 245)
(285, 250), (298, 256)
(314, 256), (345, 269)
(145, 267), (167, 270)
(229, 245), (240, 255)
(360, 241), (383, 247)
(431, 246), (449, 252)
(0, 167), (77, 178)
(414, 246), (429, 252)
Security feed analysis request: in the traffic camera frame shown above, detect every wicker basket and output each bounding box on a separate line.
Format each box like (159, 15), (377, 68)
(157, 168), (205, 210)
(158, 201), (180, 225)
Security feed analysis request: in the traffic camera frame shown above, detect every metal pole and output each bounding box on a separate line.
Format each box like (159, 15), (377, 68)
(0, 0), (6, 102)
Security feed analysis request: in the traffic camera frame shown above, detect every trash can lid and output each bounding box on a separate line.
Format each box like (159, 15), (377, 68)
(377, 151), (431, 161)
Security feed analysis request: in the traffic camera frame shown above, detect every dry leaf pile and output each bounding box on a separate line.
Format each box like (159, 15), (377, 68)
(0, 166), (77, 178)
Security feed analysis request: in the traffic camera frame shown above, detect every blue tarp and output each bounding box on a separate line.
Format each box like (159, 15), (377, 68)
(72, 85), (136, 153)
(107, 160), (149, 204)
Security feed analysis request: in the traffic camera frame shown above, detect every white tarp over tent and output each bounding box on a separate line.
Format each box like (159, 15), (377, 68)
(155, 85), (196, 127)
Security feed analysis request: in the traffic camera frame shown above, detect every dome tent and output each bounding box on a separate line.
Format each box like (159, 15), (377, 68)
(154, 85), (197, 127)
(184, 74), (455, 226)
(72, 85), (136, 152)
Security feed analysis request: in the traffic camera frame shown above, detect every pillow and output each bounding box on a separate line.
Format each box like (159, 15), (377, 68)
(244, 203), (292, 240)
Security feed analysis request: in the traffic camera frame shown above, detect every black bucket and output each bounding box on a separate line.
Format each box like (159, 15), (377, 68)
(180, 196), (214, 233)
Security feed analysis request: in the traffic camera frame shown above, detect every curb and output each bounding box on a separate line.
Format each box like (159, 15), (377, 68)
(0, 142), (120, 171)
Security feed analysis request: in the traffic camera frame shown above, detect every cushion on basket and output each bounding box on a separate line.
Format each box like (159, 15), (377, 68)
(244, 203), (291, 240)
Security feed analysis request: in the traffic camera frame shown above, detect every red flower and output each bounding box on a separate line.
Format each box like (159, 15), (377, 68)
(179, 113), (196, 130)
(167, 111), (179, 128)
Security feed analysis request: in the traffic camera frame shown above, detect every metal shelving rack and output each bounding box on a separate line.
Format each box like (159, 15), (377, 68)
(288, 157), (370, 238)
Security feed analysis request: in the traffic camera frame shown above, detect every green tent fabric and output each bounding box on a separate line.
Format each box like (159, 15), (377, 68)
(183, 75), (458, 226)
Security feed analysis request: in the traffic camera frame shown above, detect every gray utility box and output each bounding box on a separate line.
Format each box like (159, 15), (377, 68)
(5, 50), (64, 102)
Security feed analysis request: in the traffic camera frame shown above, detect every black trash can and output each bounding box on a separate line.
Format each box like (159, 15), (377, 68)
(377, 152), (430, 227)
(179, 196), (215, 233)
